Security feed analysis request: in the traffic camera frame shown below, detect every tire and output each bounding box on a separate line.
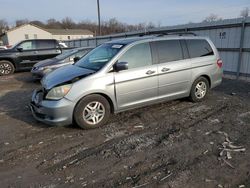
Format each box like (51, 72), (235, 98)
(189, 77), (209, 102)
(74, 94), (111, 129)
(0, 60), (15, 76)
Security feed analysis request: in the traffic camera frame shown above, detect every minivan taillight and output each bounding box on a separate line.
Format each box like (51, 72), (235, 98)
(217, 59), (223, 68)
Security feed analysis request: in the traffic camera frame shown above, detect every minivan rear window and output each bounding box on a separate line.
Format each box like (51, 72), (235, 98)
(154, 40), (183, 63)
(186, 39), (214, 58)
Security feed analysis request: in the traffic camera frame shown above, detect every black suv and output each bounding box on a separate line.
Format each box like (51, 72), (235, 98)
(0, 39), (63, 75)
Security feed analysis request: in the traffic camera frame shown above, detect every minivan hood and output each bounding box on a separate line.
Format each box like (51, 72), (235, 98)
(41, 64), (95, 90)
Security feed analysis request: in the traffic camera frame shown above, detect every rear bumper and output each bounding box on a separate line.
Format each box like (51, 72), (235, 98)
(30, 89), (75, 126)
(211, 69), (223, 89)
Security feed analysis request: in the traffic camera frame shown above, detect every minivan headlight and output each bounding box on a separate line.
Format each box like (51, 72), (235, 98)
(46, 84), (72, 100)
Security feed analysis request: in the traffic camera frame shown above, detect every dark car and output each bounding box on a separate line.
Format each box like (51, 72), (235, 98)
(31, 47), (93, 79)
(0, 39), (63, 75)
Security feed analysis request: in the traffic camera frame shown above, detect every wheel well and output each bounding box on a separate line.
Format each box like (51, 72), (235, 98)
(76, 93), (115, 113)
(200, 75), (211, 88)
(95, 93), (115, 113)
(0, 59), (15, 68)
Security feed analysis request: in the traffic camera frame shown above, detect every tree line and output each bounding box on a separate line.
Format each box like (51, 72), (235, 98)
(0, 7), (249, 36)
(0, 17), (157, 36)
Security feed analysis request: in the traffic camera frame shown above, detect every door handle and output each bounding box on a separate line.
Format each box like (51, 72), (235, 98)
(161, 68), (170, 72)
(146, 70), (155, 75)
(33, 51), (38, 54)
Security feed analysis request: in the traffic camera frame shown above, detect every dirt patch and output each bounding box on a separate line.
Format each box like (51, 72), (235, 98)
(0, 72), (250, 187)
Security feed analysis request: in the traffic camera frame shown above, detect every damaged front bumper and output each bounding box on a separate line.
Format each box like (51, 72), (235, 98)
(30, 89), (75, 126)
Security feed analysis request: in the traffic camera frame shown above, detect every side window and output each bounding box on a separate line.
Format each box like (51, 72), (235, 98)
(89, 48), (115, 61)
(36, 40), (56, 49)
(186, 39), (214, 58)
(180, 40), (189, 59)
(68, 54), (74, 61)
(75, 50), (88, 58)
(154, 40), (183, 63)
(18, 41), (36, 50)
(118, 43), (152, 69)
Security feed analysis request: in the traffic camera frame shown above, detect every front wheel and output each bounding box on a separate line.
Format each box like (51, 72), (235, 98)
(0, 61), (15, 76)
(74, 94), (111, 129)
(189, 77), (209, 102)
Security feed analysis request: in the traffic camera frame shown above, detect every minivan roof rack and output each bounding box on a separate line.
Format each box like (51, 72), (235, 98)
(156, 32), (197, 37)
(138, 32), (197, 38)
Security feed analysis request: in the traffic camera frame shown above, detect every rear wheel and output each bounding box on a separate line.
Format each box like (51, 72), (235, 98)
(74, 94), (111, 129)
(0, 60), (15, 76)
(189, 77), (209, 102)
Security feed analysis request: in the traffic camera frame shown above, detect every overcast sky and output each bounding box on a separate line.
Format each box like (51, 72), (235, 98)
(0, 0), (250, 26)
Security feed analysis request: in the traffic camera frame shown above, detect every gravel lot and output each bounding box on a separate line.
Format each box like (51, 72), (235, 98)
(0, 72), (250, 188)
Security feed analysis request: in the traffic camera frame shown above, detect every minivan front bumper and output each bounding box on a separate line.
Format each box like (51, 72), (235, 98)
(30, 89), (75, 126)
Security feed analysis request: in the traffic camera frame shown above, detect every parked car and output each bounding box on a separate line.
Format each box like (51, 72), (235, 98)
(31, 47), (93, 79)
(30, 34), (223, 129)
(0, 46), (7, 50)
(0, 39), (63, 75)
(59, 42), (68, 48)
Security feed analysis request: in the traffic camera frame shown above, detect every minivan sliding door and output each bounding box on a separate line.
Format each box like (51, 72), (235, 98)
(153, 39), (192, 100)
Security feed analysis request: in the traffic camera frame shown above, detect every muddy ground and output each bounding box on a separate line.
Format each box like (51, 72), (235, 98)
(0, 72), (249, 188)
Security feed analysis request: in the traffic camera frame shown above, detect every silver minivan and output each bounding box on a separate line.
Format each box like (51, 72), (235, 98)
(30, 35), (223, 129)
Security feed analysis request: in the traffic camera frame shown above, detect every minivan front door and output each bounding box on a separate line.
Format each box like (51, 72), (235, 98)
(153, 40), (191, 99)
(114, 42), (158, 111)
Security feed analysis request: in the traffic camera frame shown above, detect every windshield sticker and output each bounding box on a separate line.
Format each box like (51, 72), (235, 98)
(112, 44), (123, 49)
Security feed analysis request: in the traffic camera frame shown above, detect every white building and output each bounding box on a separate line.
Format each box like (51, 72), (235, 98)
(47, 29), (93, 41)
(0, 24), (93, 46)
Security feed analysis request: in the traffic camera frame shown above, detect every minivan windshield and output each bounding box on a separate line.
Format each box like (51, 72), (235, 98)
(75, 43), (124, 71)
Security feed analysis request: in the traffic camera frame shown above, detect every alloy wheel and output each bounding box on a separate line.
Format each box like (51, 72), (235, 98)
(0, 63), (12, 75)
(195, 81), (207, 99)
(83, 101), (105, 125)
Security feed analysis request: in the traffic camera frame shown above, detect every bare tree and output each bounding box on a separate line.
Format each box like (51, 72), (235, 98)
(102, 18), (126, 35)
(203, 14), (222, 22)
(2, 17), (159, 36)
(0, 19), (9, 34)
(30, 20), (45, 28)
(46, 19), (62, 29)
(15, 19), (29, 27)
(61, 17), (75, 29)
(146, 22), (156, 29)
(240, 7), (249, 18)
(157, 21), (161, 28)
(78, 19), (98, 33)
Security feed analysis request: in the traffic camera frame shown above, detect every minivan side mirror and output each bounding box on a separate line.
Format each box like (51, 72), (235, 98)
(113, 61), (128, 72)
(73, 56), (80, 63)
(16, 47), (23, 52)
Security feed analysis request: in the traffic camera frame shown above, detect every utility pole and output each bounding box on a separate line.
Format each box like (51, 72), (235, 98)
(97, 0), (101, 36)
